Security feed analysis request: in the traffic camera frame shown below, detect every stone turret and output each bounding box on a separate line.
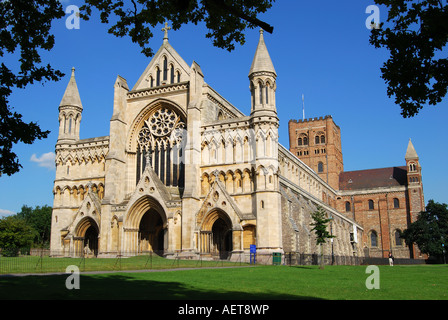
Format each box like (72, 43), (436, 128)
(58, 68), (82, 142)
(249, 29), (277, 117)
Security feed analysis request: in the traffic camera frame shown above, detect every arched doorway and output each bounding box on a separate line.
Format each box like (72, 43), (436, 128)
(139, 208), (164, 255)
(200, 209), (233, 260)
(212, 218), (232, 259)
(75, 217), (99, 257)
(124, 195), (168, 256)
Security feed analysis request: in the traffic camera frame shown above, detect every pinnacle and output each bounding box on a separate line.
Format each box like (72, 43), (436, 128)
(249, 29), (276, 77)
(60, 67), (82, 108)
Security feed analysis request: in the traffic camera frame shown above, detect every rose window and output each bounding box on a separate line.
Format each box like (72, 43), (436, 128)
(147, 108), (177, 137)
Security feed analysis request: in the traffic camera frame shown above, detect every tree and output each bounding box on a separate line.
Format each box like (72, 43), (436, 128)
(369, 0), (448, 118)
(401, 200), (448, 262)
(79, 0), (274, 57)
(310, 206), (335, 269)
(0, 0), (65, 176)
(0, 215), (36, 256)
(0, 0), (274, 177)
(16, 205), (52, 246)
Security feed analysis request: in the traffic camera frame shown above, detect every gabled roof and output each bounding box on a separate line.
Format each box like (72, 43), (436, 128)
(339, 166), (408, 191)
(132, 38), (191, 91)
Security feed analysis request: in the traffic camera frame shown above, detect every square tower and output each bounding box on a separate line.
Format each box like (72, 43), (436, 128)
(288, 115), (343, 190)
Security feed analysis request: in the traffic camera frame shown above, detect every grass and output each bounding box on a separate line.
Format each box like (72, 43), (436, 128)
(0, 253), (243, 274)
(0, 264), (447, 300)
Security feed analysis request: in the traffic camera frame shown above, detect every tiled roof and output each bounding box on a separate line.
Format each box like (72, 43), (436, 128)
(339, 166), (408, 191)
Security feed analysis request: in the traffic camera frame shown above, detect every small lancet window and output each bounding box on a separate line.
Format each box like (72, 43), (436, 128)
(156, 67), (161, 86)
(170, 65), (175, 84)
(163, 56), (168, 81)
(265, 84), (269, 104)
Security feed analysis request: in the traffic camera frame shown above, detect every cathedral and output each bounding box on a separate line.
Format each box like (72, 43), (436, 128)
(50, 26), (423, 263)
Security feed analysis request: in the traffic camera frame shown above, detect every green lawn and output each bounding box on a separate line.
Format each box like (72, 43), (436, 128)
(0, 264), (447, 300)
(0, 254), (242, 274)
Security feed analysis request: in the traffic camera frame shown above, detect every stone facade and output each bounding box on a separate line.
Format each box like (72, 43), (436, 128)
(288, 116), (425, 259)
(50, 28), (364, 262)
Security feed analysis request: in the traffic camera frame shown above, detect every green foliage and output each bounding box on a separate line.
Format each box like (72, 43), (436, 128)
(0, 0), (65, 176)
(401, 200), (448, 259)
(80, 0), (275, 57)
(310, 206), (335, 246)
(16, 205), (52, 245)
(0, 205), (52, 254)
(0, 215), (36, 256)
(310, 206), (335, 269)
(370, 0), (448, 117)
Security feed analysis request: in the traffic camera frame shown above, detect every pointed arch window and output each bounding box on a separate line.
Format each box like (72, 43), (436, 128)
(68, 116), (72, 134)
(156, 67), (161, 86)
(170, 65), (175, 84)
(163, 56), (168, 81)
(265, 83), (269, 104)
(259, 81), (263, 105)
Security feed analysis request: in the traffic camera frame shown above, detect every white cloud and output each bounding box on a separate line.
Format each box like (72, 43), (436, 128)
(0, 209), (15, 218)
(30, 152), (56, 170)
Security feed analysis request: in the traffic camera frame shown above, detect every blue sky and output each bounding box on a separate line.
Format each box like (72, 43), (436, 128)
(1, 0), (447, 216)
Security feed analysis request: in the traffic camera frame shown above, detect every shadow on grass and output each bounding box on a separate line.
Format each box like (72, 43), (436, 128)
(0, 272), (323, 300)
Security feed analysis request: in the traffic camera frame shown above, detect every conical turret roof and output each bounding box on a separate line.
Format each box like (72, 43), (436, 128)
(60, 67), (82, 108)
(249, 29), (276, 77)
(405, 139), (419, 160)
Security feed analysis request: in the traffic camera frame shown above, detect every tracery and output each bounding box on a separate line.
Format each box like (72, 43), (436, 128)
(136, 107), (186, 188)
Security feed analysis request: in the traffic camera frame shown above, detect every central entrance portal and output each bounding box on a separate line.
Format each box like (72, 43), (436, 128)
(139, 208), (164, 255)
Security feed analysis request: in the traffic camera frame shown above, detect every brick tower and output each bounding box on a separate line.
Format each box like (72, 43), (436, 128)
(288, 115), (343, 190)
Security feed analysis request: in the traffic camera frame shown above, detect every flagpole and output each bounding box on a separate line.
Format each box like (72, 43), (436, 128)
(302, 94), (305, 120)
